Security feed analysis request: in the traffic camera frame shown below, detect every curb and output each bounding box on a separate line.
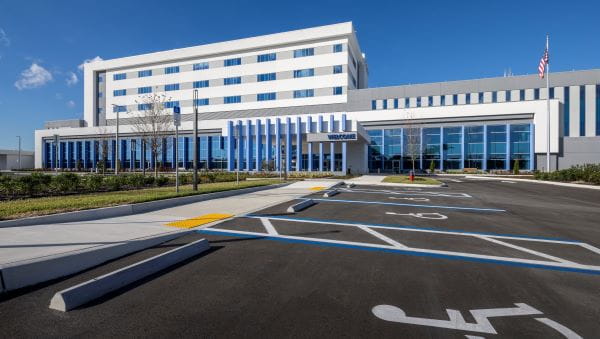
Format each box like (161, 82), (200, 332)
(287, 199), (316, 213)
(0, 230), (190, 293)
(0, 183), (290, 228)
(464, 175), (600, 190)
(49, 238), (210, 312)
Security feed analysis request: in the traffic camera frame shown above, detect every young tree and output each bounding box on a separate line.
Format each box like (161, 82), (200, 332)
(131, 91), (173, 178)
(403, 112), (421, 174)
(96, 126), (111, 175)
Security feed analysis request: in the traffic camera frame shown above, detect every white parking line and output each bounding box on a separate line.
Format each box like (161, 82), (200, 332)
(501, 181), (516, 184)
(389, 197), (431, 202)
(357, 225), (407, 249)
(260, 217), (278, 235)
(339, 187), (472, 198)
(450, 179), (463, 183)
(475, 235), (576, 264)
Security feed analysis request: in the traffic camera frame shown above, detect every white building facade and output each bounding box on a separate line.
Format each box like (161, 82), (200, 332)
(35, 22), (600, 173)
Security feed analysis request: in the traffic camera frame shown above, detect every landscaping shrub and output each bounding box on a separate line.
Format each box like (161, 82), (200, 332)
(15, 173), (52, 196)
(513, 159), (520, 175)
(126, 174), (147, 188)
(534, 164), (600, 184)
(84, 174), (105, 191)
(105, 175), (126, 191)
(51, 173), (80, 193)
(156, 175), (169, 186)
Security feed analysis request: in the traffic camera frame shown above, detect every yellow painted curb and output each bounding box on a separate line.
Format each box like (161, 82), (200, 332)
(309, 186), (327, 191)
(166, 213), (233, 229)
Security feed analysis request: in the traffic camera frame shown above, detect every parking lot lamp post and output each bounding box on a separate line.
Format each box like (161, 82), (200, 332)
(111, 104), (120, 175)
(193, 89), (199, 191)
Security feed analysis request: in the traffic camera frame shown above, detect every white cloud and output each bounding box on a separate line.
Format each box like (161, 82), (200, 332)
(78, 56), (103, 71)
(14, 63), (53, 90)
(0, 28), (9, 47)
(66, 100), (75, 108)
(66, 71), (78, 86)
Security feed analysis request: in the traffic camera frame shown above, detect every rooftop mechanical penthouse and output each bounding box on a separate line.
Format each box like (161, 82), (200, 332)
(35, 22), (600, 173)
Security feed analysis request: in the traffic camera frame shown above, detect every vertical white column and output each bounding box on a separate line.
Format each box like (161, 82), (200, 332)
(307, 116), (313, 172)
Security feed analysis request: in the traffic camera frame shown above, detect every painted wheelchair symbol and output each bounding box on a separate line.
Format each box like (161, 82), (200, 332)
(372, 303), (581, 338)
(386, 211), (448, 220)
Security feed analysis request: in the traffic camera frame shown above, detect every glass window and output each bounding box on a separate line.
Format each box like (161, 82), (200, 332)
(466, 94), (471, 104)
(534, 88), (540, 100)
(193, 62), (209, 70)
(383, 99), (388, 109)
(293, 48), (314, 58)
(113, 89), (126, 96)
(138, 70), (152, 77)
(423, 127), (441, 170)
(372, 100), (376, 110)
(383, 129), (402, 172)
(293, 69), (314, 78)
(333, 65), (343, 74)
(293, 89), (314, 98)
(507, 90), (512, 101)
(257, 73), (276, 82)
(464, 125), (484, 169)
(193, 80), (209, 88)
(402, 127), (421, 170)
(394, 98), (399, 109)
(333, 44), (343, 53)
(549, 87), (555, 99)
(441, 95), (446, 106)
(428, 96), (433, 106)
(164, 101), (179, 109)
(164, 83), (179, 91)
(113, 105), (126, 113)
(98, 92), (103, 98)
(404, 98), (409, 108)
(487, 125), (507, 170)
(138, 86), (152, 94)
(113, 73), (126, 81)
(452, 94), (458, 105)
(257, 53), (276, 62)
(510, 124), (531, 169)
(416, 97), (421, 107)
(194, 98), (209, 106)
(368, 129), (383, 172)
(137, 103), (152, 111)
(224, 77), (241, 85)
(165, 66), (180, 74)
(333, 87), (343, 95)
(224, 58), (241, 67)
(580, 85), (586, 136)
(98, 75), (104, 82)
(479, 92), (484, 103)
(492, 91), (498, 103)
(443, 127), (462, 170)
(224, 96), (241, 104)
(257, 92), (276, 101)
(519, 89), (525, 101)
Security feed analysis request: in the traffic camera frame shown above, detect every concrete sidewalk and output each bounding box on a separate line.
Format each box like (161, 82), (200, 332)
(0, 180), (341, 267)
(345, 175), (444, 187)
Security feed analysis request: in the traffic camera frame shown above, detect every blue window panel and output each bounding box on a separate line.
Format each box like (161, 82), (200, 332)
(293, 48), (314, 58)
(534, 88), (540, 100)
(492, 91), (498, 103)
(371, 100), (376, 110)
(510, 124), (531, 170)
(193, 80), (209, 88)
(113, 89), (126, 96)
(138, 70), (152, 77)
(464, 125), (484, 169)
(549, 87), (555, 99)
(466, 94), (471, 104)
(165, 83), (180, 91)
(293, 69), (314, 78)
(98, 92), (103, 98)
(486, 125), (507, 170)
(506, 90), (512, 101)
(478, 92), (484, 103)
(194, 98), (209, 106)
(596, 85), (600, 135)
(519, 90), (524, 101)
(138, 103), (152, 111)
(164, 101), (179, 109)
(394, 98), (399, 109)
(224, 96), (241, 104)
(193, 62), (209, 70)
(416, 97), (421, 107)
(443, 127), (462, 170)
(333, 65), (343, 74)
(97, 75), (104, 82)
(452, 94), (458, 105)
(293, 89), (314, 98)
(113, 73), (126, 81)
(257, 92), (276, 101)
(404, 98), (409, 108)
(428, 96), (433, 106)
(224, 58), (241, 67)
(423, 127), (441, 170)
(138, 86), (152, 94)
(257, 53), (276, 62)
(257, 73), (276, 82)
(580, 85), (586, 136)
(383, 99), (388, 109)
(441, 95), (446, 106)
(165, 66), (180, 74)
(564, 87), (570, 136)
(224, 77), (241, 85)
(113, 105), (126, 113)
(333, 44), (343, 53)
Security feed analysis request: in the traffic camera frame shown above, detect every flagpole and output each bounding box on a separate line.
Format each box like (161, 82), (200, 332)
(546, 34), (551, 173)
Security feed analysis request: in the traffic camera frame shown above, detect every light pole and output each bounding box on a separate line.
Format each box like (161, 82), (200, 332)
(236, 125), (240, 185)
(193, 89), (199, 191)
(16, 136), (21, 170)
(111, 104), (120, 175)
(173, 106), (181, 193)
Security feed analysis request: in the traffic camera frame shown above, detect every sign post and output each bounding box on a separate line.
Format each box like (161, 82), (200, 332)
(173, 107), (181, 193)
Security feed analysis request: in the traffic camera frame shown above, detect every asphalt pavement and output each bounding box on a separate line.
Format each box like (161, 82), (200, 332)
(1, 177), (599, 337)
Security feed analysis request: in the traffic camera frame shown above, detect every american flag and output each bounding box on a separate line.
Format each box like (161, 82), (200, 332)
(538, 48), (549, 79)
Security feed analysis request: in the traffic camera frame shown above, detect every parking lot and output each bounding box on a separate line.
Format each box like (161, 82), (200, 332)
(1, 178), (599, 337)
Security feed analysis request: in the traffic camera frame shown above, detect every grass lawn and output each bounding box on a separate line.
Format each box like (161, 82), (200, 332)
(0, 179), (283, 221)
(382, 175), (441, 185)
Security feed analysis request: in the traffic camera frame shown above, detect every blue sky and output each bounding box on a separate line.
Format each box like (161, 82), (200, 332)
(0, 0), (598, 151)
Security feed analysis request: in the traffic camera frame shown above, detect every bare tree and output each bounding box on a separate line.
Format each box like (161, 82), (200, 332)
(403, 111), (421, 173)
(131, 91), (173, 178)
